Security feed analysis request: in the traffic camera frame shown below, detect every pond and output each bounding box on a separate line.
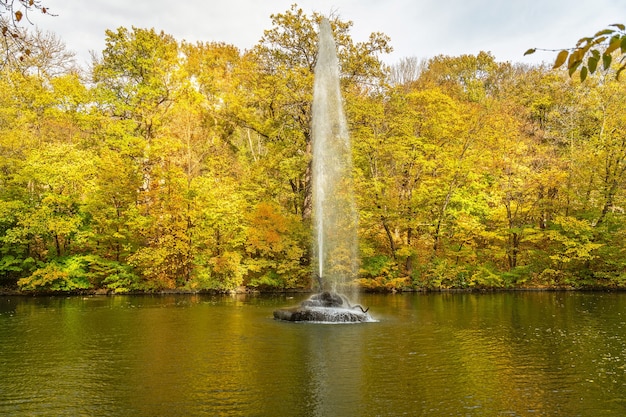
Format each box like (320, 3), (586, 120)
(1, 292), (625, 416)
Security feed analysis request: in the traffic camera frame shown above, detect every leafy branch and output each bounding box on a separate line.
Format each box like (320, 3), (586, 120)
(1, 0), (53, 66)
(525, 23), (626, 81)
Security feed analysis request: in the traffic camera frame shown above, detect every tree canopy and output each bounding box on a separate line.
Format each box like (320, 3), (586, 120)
(2, 6), (626, 293)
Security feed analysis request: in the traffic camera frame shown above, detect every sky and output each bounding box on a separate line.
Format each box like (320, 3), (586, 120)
(25, 0), (626, 68)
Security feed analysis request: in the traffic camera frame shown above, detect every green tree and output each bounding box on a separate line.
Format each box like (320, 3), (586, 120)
(93, 26), (179, 142)
(0, 48), (95, 287)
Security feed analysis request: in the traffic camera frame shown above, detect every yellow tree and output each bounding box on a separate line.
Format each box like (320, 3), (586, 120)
(91, 27), (191, 289)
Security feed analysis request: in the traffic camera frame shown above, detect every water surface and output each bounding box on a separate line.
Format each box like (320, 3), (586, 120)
(1, 292), (625, 416)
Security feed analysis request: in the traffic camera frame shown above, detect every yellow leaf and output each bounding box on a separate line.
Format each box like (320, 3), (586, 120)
(553, 50), (569, 69)
(567, 49), (581, 68)
(606, 36), (622, 55)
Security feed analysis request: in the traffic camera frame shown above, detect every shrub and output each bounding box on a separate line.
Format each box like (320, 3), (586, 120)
(17, 255), (140, 293)
(18, 257), (91, 292)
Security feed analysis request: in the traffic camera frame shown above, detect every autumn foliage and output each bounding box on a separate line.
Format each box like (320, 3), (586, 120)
(2, 5), (626, 292)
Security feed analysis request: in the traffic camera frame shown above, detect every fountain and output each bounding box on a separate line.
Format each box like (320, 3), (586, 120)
(273, 18), (372, 323)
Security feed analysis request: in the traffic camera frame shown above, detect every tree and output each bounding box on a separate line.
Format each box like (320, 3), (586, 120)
(92, 26), (179, 142)
(91, 27), (186, 289)
(244, 202), (307, 289)
(388, 56), (424, 88)
(0, 37), (92, 287)
(1, 0), (52, 67)
(19, 28), (77, 77)
(237, 4), (391, 219)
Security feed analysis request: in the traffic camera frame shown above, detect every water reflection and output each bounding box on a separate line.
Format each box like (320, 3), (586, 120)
(0, 292), (625, 416)
(301, 324), (367, 416)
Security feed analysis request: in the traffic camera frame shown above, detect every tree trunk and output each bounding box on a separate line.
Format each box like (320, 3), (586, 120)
(381, 216), (396, 259)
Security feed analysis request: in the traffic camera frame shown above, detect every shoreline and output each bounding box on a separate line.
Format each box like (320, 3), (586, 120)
(2, 285), (625, 297)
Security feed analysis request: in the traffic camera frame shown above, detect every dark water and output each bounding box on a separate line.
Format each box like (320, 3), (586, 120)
(0, 292), (625, 416)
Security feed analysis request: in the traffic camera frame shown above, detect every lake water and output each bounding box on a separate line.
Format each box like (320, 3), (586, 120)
(1, 292), (625, 416)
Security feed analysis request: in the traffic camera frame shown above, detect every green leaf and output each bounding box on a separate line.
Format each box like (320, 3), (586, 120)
(580, 66), (588, 82)
(602, 53), (612, 70)
(588, 55), (599, 73)
(553, 50), (569, 69)
(568, 61), (582, 77)
(524, 48), (536, 56)
(620, 36), (626, 53)
(610, 23), (626, 31)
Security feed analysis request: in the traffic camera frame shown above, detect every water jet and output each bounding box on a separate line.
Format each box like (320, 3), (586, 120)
(274, 18), (372, 323)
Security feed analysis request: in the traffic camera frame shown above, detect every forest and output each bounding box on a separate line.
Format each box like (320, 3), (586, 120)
(2, 5), (626, 293)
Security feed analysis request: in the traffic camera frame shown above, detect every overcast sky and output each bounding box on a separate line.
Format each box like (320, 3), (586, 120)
(29, 0), (626, 68)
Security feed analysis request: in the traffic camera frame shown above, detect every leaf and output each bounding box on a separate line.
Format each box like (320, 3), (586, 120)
(617, 64), (626, 80)
(610, 23), (626, 31)
(602, 53), (612, 70)
(621, 36), (626, 53)
(588, 55), (599, 73)
(553, 50), (569, 69)
(567, 49), (581, 68)
(524, 48), (536, 56)
(576, 37), (592, 48)
(606, 36), (622, 54)
(15, 11), (23, 22)
(568, 61), (581, 77)
(593, 36), (607, 46)
(580, 66), (588, 82)
(594, 29), (615, 37)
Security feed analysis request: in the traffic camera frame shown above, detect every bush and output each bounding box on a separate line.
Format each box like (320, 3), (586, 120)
(468, 266), (503, 288)
(17, 255), (140, 293)
(18, 257), (91, 292)
(85, 255), (140, 293)
(357, 255), (404, 291)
